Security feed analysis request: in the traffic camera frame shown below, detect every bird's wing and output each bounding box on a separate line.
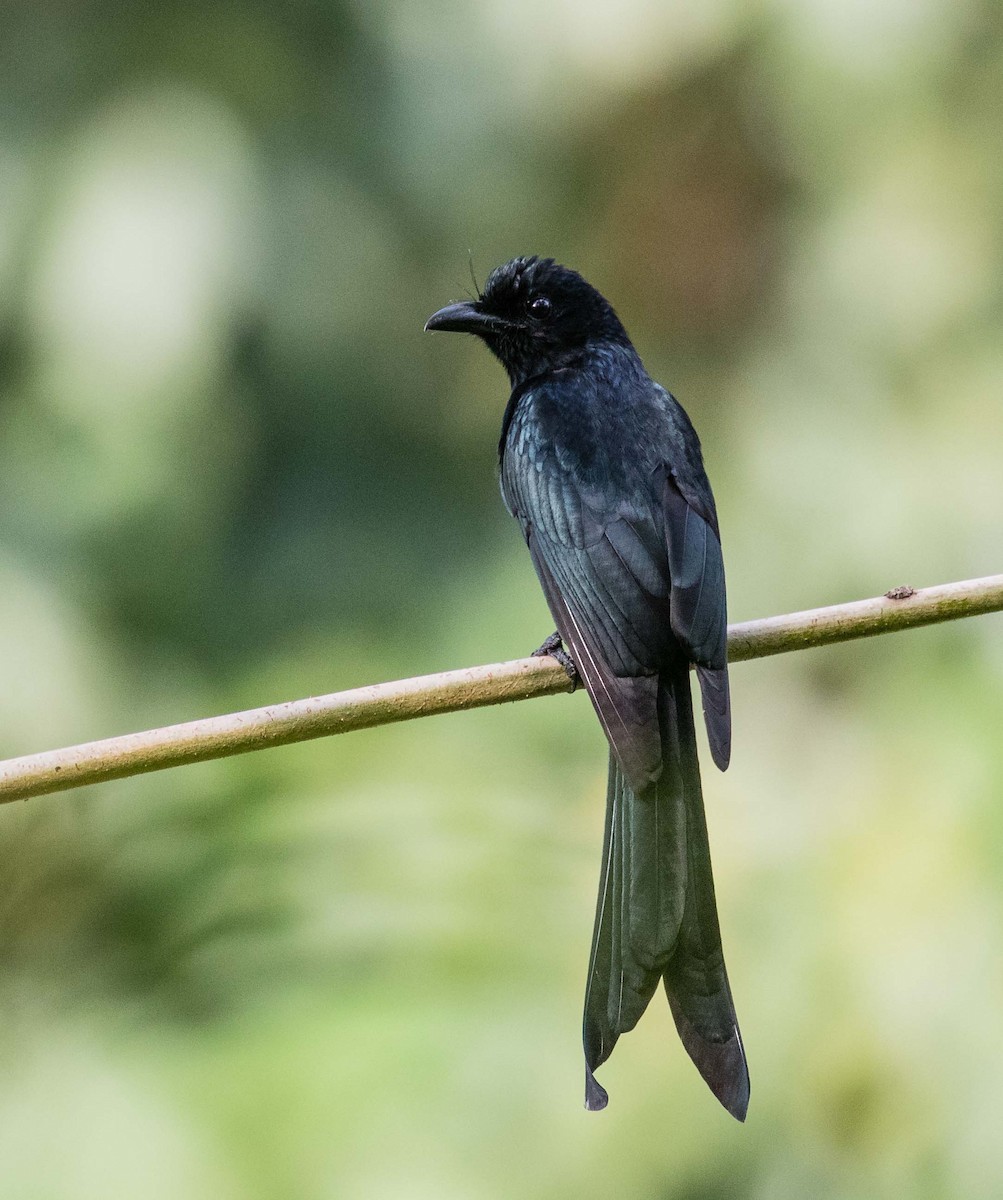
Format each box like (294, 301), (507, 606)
(501, 439), (658, 790)
(662, 466), (731, 769)
(503, 437), (730, 777)
(502, 420), (678, 790)
(662, 466), (726, 668)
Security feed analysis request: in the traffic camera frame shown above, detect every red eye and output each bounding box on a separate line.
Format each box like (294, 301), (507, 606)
(528, 296), (552, 318)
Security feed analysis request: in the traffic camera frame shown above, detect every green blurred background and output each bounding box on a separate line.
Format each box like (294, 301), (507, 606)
(1, 2), (1002, 1196)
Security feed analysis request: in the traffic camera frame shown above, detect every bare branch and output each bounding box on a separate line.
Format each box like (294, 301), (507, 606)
(1, 573), (1001, 805)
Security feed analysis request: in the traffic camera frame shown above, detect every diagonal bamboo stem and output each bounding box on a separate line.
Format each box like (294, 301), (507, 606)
(1, 574), (1001, 805)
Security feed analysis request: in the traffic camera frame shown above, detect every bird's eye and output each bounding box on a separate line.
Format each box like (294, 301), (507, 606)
(528, 295), (552, 319)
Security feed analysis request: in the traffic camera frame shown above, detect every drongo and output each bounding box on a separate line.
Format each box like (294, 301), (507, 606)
(425, 256), (748, 1120)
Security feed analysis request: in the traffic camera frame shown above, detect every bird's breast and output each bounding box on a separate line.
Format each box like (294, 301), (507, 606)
(507, 377), (663, 505)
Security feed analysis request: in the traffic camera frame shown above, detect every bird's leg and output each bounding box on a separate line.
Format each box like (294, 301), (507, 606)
(532, 631), (579, 691)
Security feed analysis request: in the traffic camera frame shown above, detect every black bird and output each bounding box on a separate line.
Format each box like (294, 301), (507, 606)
(425, 257), (748, 1120)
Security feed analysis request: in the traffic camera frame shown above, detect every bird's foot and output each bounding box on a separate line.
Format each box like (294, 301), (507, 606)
(532, 631), (579, 691)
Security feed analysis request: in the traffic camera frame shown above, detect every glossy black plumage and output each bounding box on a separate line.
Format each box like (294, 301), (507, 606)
(425, 256), (748, 1119)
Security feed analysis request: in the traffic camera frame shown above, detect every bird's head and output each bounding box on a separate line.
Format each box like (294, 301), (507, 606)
(425, 256), (630, 385)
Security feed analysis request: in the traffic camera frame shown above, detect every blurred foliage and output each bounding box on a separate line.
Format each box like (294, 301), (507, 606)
(1, 0), (1002, 1196)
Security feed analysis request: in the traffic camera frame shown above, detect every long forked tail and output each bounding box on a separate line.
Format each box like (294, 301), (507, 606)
(582, 668), (749, 1120)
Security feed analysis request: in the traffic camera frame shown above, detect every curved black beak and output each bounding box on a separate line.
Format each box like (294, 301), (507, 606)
(424, 301), (509, 336)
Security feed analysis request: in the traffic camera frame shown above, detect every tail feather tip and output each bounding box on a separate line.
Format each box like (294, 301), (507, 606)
(722, 1072), (750, 1123)
(691, 1036), (750, 1122)
(584, 1067), (609, 1112)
